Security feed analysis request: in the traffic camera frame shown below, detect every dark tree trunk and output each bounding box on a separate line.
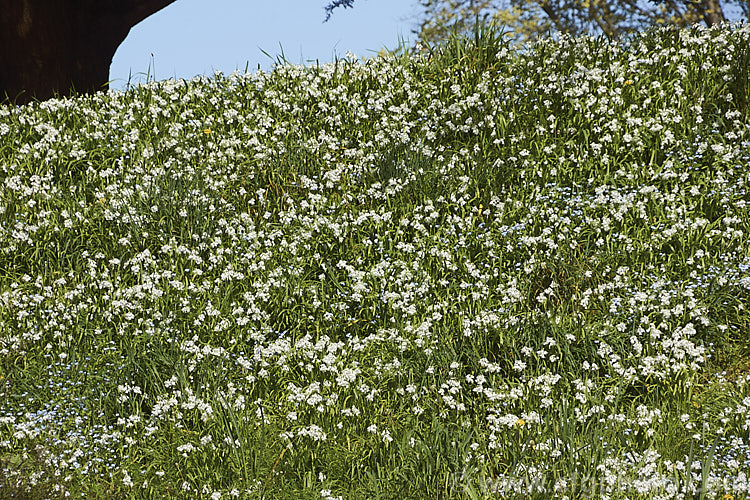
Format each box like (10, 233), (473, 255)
(698, 0), (727, 26)
(1, 0), (177, 105)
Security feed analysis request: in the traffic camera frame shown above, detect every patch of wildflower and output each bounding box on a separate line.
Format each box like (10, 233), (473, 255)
(1, 21), (750, 499)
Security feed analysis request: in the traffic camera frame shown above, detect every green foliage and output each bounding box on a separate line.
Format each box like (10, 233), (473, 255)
(412, 0), (747, 47)
(1, 22), (750, 499)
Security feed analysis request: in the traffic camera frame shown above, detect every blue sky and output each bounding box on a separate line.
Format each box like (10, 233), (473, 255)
(110, 0), (418, 90)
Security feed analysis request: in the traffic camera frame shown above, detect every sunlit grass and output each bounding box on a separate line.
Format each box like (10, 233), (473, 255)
(1, 21), (749, 499)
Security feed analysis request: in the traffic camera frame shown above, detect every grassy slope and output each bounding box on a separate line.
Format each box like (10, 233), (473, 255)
(1, 22), (750, 499)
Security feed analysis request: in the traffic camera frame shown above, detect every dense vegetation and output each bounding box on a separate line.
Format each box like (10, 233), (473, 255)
(1, 22), (749, 499)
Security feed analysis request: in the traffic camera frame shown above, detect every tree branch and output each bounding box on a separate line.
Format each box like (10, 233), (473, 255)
(116, 0), (180, 28)
(324, 0), (357, 21)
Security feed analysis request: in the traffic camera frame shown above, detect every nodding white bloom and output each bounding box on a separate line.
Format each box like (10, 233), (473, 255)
(297, 425), (327, 442)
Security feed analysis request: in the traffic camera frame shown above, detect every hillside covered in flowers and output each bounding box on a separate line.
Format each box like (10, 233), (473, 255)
(1, 22), (750, 499)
